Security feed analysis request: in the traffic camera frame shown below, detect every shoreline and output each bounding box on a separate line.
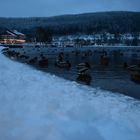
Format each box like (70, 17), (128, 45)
(1, 45), (140, 100)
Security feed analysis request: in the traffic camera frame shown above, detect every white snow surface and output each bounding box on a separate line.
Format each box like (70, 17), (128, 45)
(0, 47), (140, 140)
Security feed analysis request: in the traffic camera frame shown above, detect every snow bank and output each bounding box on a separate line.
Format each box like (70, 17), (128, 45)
(0, 47), (140, 140)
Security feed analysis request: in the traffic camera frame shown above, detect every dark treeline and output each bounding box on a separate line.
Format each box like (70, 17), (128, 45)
(0, 11), (140, 36)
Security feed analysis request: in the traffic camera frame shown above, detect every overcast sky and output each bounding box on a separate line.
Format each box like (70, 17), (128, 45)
(0, 0), (139, 17)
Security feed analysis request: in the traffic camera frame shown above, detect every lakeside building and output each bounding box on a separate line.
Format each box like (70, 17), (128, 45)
(0, 30), (26, 44)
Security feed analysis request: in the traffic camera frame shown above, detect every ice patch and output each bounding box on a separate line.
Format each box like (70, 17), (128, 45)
(0, 47), (140, 140)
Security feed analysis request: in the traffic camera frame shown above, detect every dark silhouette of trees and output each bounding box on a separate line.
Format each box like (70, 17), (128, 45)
(35, 27), (52, 43)
(0, 12), (140, 36)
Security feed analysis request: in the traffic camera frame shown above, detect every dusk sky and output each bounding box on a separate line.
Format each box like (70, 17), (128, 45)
(0, 0), (139, 17)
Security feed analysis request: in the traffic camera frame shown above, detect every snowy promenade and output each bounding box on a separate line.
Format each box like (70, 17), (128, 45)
(0, 47), (140, 140)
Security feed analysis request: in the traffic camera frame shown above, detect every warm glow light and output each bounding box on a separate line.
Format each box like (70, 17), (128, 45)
(0, 30), (26, 44)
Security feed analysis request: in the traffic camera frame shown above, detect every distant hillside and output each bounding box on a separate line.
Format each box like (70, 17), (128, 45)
(0, 11), (140, 35)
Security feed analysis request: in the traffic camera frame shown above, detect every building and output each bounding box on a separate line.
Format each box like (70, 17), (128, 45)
(0, 30), (26, 44)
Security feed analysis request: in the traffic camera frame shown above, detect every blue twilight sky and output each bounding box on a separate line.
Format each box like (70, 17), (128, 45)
(0, 0), (139, 17)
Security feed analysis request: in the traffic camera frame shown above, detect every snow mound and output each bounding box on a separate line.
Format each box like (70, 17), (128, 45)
(0, 47), (140, 140)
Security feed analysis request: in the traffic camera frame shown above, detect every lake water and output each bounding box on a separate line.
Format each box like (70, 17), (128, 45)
(2, 45), (140, 100)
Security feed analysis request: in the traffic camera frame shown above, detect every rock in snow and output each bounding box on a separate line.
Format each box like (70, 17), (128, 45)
(0, 47), (140, 140)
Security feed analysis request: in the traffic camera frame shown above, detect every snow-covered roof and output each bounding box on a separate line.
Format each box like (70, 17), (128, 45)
(0, 47), (140, 140)
(6, 30), (17, 36)
(13, 30), (25, 36)
(6, 30), (24, 36)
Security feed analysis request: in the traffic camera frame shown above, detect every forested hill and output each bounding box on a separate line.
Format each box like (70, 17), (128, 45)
(0, 11), (140, 35)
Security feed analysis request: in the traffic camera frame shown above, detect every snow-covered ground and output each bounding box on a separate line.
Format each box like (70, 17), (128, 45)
(0, 47), (140, 140)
